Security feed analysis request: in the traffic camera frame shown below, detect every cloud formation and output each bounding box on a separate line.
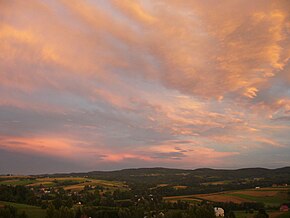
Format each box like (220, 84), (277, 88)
(0, 0), (289, 174)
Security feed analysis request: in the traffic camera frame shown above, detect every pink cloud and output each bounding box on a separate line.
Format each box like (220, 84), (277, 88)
(0, 0), (289, 171)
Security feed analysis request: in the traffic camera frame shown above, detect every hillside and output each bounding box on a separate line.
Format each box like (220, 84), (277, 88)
(1, 167), (289, 218)
(47, 167), (290, 188)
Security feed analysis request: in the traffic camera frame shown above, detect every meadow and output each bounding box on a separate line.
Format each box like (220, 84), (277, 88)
(235, 210), (290, 218)
(0, 201), (45, 218)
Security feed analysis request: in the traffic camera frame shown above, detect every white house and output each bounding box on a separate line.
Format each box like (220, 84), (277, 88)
(214, 207), (224, 217)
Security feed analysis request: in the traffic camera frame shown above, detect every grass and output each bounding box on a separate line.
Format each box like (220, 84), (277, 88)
(0, 179), (37, 186)
(234, 210), (290, 218)
(225, 193), (286, 207)
(202, 180), (232, 186)
(277, 211), (290, 218)
(235, 211), (254, 218)
(0, 201), (46, 218)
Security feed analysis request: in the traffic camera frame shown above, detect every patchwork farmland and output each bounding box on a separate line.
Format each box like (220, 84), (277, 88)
(1, 167), (290, 217)
(164, 187), (289, 207)
(0, 175), (128, 192)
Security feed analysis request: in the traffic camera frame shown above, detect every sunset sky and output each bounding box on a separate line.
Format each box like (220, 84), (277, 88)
(0, 0), (290, 174)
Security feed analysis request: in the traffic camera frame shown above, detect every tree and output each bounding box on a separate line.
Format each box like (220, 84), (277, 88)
(185, 205), (216, 218)
(225, 211), (236, 218)
(164, 210), (183, 218)
(74, 207), (82, 218)
(46, 204), (56, 218)
(0, 205), (18, 218)
(118, 208), (131, 218)
(254, 209), (269, 218)
(19, 211), (28, 218)
(59, 206), (75, 218)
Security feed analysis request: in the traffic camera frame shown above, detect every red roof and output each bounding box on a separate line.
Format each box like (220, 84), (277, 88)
(280, 205), (289, 211)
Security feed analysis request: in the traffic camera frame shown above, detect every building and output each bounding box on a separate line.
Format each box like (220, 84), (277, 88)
(214, 207), (225, 217)
(280, 205), (289, 212)
(158, 212), (165, 217)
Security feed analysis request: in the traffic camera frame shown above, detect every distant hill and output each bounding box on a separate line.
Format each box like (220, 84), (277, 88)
(48, 167), (290, 186)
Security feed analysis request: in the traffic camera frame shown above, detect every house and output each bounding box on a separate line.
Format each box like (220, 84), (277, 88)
(158, 212), (165, 217)
(214, 207), (224, 217)
(280, 205), (289, 212)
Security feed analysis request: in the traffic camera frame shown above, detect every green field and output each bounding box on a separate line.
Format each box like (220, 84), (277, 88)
(0, 201), (45, 218)
(0, 179), (36, 186)
(225, 193), (286, 207)
(235, 211), (290, 218)
(235, 211), (255, 218)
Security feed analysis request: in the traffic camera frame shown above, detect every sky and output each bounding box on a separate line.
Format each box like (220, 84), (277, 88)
(0, 0), (290, 174)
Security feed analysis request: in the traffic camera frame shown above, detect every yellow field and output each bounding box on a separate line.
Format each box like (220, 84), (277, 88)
(234, 190), (278, 197)
(173, 185), (188, 189)
(0, 175), (32, 179)
(164, 195), (202, 203)
(63, 179), (127, 191)
(37, 177), (86, 181)
(194, 192), (249, 203)
(27, 181), (54, 186)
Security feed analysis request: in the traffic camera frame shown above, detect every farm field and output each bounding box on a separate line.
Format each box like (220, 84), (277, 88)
(235, 211), (290, 218)
(0, 178), (37, 186)
(164, 187), (289, 207)
(63, 179), (127, 191)
(163, 195), (202, 203)
(224, 192), (285, 207)
(0, 201), (45, 218)
(0, 175), (128, 192)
